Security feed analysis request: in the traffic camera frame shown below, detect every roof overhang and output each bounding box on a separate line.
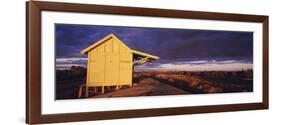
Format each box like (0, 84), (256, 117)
(131, 50), (159, 60)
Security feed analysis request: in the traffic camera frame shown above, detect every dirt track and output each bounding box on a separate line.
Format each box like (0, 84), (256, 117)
(93, 78), (190, 98)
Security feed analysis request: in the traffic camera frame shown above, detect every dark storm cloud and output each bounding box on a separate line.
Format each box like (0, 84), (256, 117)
(55, 24), (253, 70)
(142, 30), (251, 61)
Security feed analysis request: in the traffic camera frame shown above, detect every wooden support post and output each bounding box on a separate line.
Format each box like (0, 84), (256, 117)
(78, 84), (84, 98)
(101, 86), (104, 94)
(93, 87), (96, 93)
(115, 85), (119, 90)
(107, 86), (110, 92)
(85, 86), (89, 97)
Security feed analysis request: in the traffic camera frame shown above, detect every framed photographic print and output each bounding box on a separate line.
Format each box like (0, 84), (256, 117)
(26, 1), (269, 124)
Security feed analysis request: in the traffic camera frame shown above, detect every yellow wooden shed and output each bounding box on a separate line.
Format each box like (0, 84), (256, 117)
(79, 33), (159, 97)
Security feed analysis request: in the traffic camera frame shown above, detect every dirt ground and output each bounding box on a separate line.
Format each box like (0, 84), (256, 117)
(56, 66), (253, 100)
(93, 78), (190, 98)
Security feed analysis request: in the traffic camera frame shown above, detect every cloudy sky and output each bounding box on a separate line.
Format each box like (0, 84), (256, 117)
(55, 24), (253, 71)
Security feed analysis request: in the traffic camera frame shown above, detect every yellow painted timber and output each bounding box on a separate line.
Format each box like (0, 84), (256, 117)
(81, 33), (159, 95)
(84, 34), (132, 88)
